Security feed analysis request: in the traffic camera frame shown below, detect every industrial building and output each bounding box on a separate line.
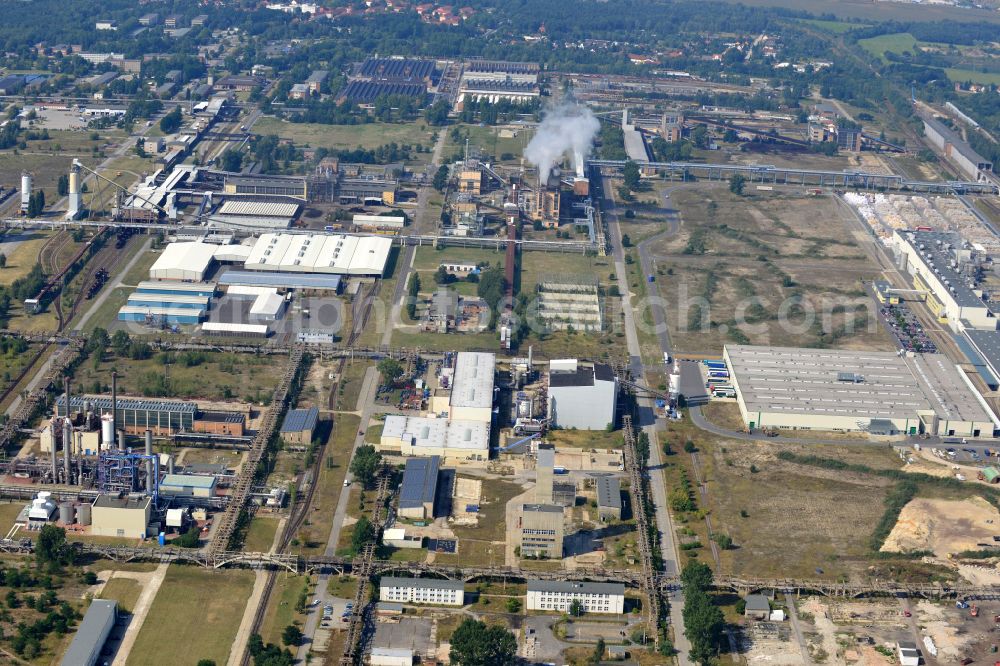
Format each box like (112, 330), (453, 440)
(90, 495), (151, 539)
(359, 57), (436, 84)
(596, 476), (622, 522)
(353, 214), (405, 233)
(448, 351), (495, 422)
(380, 415), (489, 461)
(378, 576), (465, 606)
(126, 292), (212, 311)
(922, 114), (993, 182)
(399, 455), (440, 519)
(243, 233), (392, 276)
(724, 345), (998, 437)
(892, 229), (995, 331)
(159, 473), (217, 498)
(547, 359), (618, 430)
(149, 241), (220, 281)
(457, 60), (540, 109)
(526, 580), (625, 614)
(223, 174), (307, 199)
(535, 446), (574, 506)
(211, 200), (301, 229)
(517, 504), (564, 558)
(62, 599), (117, 666)
(118, 305), (204, 325)
(202, 322), (270, 338)
(135, 281), (216, 298)
(218, 271), (342, 293)
(338, 80), (427, 104)
(55, 395), (247, 437)
(280, 406), (319, 445)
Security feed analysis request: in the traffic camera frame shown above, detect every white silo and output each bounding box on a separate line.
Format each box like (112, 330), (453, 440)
(101, 414), (114, 448)
(66, 163), (82, 220)
(20, 171), (31, 213)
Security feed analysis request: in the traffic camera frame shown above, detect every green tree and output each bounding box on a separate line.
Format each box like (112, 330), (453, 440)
(433, 165), (449, 192)
(57, 174), (68, 196)
(159, 106), (183, 134)
(376, 358), (403, 385)
(622, 160), (641, 191)
(434, 265), (454, 285)
(196, 661), (217, 666)
(36, 525), (72, 570)
(712, 533), (733, 550)
(349, 445), (381, 488)
(590, 638), (606, 666)
(723, 129), (739, 143)
(683, 588), (725, 665)
(281, 624), (302, 646)
(681, 560), (714, 593)
(350, 516), (373, 555)
(221, 149), (243, 173)
(448, 618), (517, 666)
(568, 599), (584, 617)
(111, 329), (131, 356)
(173, 526), (201, 548)
(505, 598), (521, 613)
(0, 253), (6, 269)
(729, 174), (746, 196)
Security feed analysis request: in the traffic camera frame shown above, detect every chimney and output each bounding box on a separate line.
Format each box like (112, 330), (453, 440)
(145, 430), (154, 494)
(167, 456), (174, 475)
(62, 417), (72, 485)
(111, 371), (118, 449)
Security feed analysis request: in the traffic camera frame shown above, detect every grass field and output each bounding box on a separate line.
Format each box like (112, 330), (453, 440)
(945, 67), (1000, 86)
(119, 247), (161, 287)
(260, 573), (310, 646)
(244, 515), (280, 552)
(546, 429), (623, 450)
(0, 231), (51, 287)
(858, 32), (920, 58)
(254, 117), (438, 152)
(444, 124), (533, 164)
(798, 18), (866, 33)
(661, 413), (916, 580)
(646, 186), (892, 355)
(729, 0), (1000, 24)
(128, 566), (254, 666)
(99, 577), (142, 613)
(73, 349), (286, 403)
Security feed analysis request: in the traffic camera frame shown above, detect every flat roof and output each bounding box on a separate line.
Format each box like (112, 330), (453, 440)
(250, 291), (285, 316)
(527, 580), (625, 595)
(745, 594), (770, 611)
(57, 395), (196, 415)
(62, 599), (117, 666)
(93, 495), (151, 510)
(522, 503), (563, 513)
(923, 114), (991, 167)
(549, 362), (615, 388)
(382, 415), (489, 451)
(596, 476), (621, 510)
(725, 345), (994, 425)
(127, 293), (211, 306)
(218, 200), (301, 217)
(380, 576), (464, 591)
(244, 233), (391, 275)
(160, 473), (216, 489)
(202, 322), (269, 335)
(399, 455), (440, 510)
(281, 406), (319, 433)
(450, 352), (495, 410)
(897, 230), (986, 309)
(219, 270), (342, 291)
(118, 304), (204, 318)
(623, 125), (650, 162)
(150, 241), (218, 276)
(136, 280), (216, 294)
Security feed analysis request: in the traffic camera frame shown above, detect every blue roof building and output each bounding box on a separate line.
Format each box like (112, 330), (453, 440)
(280, 406), (319, 445)
(399, 455), (440, 520)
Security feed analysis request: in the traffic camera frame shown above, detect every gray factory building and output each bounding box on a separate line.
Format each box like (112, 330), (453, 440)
(399, 455), (440, 520)
(596, 476), (622, 522)
(61, 599), (117, 666)
(547, 359), (618, 430)
(922, 114), (993, 182)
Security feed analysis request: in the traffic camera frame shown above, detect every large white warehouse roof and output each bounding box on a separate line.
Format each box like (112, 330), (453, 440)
(243, 233), (392, 275)
(149, 242), (218, 281)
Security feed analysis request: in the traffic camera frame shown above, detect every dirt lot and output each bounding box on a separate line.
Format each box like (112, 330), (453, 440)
(647, 186), (893, 355)
(882, 496), (1000, 557)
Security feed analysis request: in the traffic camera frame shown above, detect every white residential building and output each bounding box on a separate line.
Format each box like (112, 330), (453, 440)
(526, 580), (626, 614)
(379, 576), (465, 606)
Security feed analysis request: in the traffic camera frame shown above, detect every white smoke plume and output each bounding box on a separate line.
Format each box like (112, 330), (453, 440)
(524, 102), (600, 182)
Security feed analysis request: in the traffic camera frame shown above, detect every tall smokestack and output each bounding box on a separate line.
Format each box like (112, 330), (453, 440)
(167, 456), (174, 475)
(62, 417), (71, 485)
(50, 417), (57, 481)
(63, 377), (72, 484)
(145, 430), (153, 494)
(111, 371), (118, 449)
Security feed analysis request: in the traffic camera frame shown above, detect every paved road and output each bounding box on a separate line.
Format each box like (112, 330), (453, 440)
(601, 176), (693, 664)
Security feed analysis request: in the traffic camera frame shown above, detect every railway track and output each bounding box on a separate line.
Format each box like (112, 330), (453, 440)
(239, 280), (382, 663)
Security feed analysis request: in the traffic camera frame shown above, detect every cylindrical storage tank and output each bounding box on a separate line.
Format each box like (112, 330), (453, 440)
(68, 170), (79, 194)
(101, 415), (114, 447)
(20, 171), (31, 209)
(76, 502), (91, 526)
(58, 502), (75, 525)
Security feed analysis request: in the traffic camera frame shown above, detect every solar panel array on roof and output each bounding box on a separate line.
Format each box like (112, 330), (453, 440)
(359, 58), (435, 81)
(339, 81), (427, 102)
(281, 406), (319, 433)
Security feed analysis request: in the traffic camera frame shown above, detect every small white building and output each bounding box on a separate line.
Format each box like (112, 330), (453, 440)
(898, 641), (920, 666)
(379, 576), (465, 606)
(526, 580), (625, 614)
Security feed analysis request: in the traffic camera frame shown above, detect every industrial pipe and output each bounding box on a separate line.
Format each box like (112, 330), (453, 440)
(62, 377), (71, 485)
(111, 371), (118, 450)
